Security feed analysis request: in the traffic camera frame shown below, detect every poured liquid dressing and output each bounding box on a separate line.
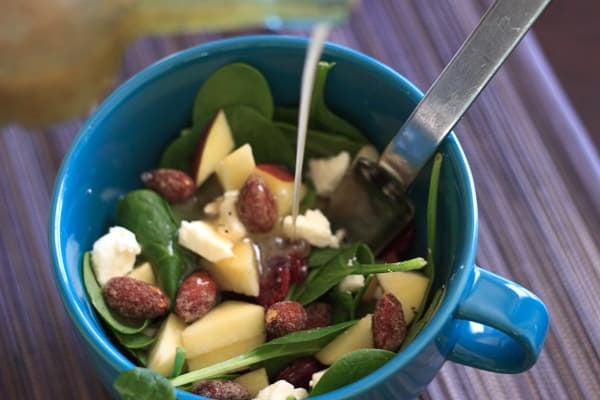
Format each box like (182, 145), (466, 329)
(291, 24), (332, 234)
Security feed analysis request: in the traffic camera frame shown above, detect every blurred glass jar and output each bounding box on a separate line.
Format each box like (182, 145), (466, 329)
(0, 0), (355, 127)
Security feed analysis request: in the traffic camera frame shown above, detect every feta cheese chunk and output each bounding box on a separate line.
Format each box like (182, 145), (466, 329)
(308, 151), (350, 197)
(178, 220), (234, 262)
(338, 274), (365, 293)
(91, 226), (141, 286)
(215, 191), (248, 242)
(309, 369), (328, 389)
(253, 380), (308, 400)
(282, 209), (339, 248)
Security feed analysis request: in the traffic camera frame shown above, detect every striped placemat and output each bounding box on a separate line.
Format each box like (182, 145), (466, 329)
(0, 1), (598, 399)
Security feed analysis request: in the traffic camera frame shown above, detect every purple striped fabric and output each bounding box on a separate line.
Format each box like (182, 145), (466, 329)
(0, 1), (598, 399)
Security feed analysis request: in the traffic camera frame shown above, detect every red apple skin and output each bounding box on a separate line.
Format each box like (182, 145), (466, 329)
(255, 163), (294, 182)
(190, 109), (234, 187)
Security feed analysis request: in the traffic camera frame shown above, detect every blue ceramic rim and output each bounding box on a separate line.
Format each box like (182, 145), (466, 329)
(49, 34), (478, 399)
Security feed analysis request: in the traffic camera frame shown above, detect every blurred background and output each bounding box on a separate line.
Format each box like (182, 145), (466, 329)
(536, 0), (599, 149)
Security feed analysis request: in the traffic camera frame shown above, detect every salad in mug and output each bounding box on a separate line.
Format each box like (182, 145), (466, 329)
(83, 62), (444, 400)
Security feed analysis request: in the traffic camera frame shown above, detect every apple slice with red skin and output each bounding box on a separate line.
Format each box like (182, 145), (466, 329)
(191, 109), (235, 187)
(254, 163), (306, 217)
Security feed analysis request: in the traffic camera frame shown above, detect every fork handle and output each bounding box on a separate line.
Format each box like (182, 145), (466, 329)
(379, 0), (551, 187)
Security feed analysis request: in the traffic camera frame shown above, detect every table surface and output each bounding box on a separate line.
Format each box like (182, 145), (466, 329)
(1, 1), (599, 399)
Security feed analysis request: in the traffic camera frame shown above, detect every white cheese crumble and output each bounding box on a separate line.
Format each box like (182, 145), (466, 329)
(203, 191), (247, 242)
(309, 369), (328, 389)
(338, 274), (365, 293)
(308, 151), (351, 197)
(178, 220), (234, 262)
(253, 380), (308, 400)
(282, 209), (339, 248)
(91, 226), (141, 286)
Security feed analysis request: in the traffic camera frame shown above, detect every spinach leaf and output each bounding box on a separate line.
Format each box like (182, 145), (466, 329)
(425, 153), (443, 277)
(273, 63), (367, 144)
(116, 189), (183, 302)
(329, 289), (355, 323)
(310, 349), (395, 395)
(143, 242), (183, 304)
(402, 153), (444, 348)
(116, 190), (178, 247)
(114, 330), (157, 350)
(291, 243), (426, 305)
(274, 121), (363, 160)
(330, 274), (375, 323)
(114, 367), (176, 400)
(170, 347), (186, 378)
(160, 63), (274, 172)
(170, 321), (356, 387)
(308, 247), (341, 268)
(223, 105), (296, 168)
(159, 131), (198, 172)
(192, 63), (274, 129)
(82, 252), (149, 334)
(309, 62), (367, 142)
(299, 184), (317, 212)
(273, 106), (298, 124)
(127, 348), (149, 367)
(401, 286), (445, 350)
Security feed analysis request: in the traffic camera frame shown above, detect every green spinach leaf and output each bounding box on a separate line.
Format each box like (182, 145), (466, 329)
(223, 105), (296, 168)
(115, 190), (178, 247)
(170, 347), (186, 378)
(402, 153), (444, 348)
(310, 349), (395, 395)
(116, 189), (183, 302)
(114, 367), (176, 400)
(275, 121), (363, 160)
(114, 330), (157, 350)
(192, 63), (274, 129)
(143, 242), (183, 304)
(273, 63), (367, 144)
(82, 252), (149, 334)
(308, 247), (340, 268)
(160, 63), (274, 172)
(309, 62), (366, 142)
(170, 320), (356, 387)
(292, 243), (426, 305)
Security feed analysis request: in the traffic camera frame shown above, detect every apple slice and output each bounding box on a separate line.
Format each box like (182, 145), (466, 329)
(376, 271), (430, 324)
(204, 240), (260, 297)
(254, 163), (306, 217)
(187, 334), (264, 371)
(181, 301), (265, 359)
(191, 109), (235, 187)
(308, 151), (350, 197)
(178, 220), (234, 263)
(234, 368), (270, 397)
(147, 313), (186, 376)
(315, 314), (373, 365)
(127, 262), (156, 286)
(215, 143), (256, 191)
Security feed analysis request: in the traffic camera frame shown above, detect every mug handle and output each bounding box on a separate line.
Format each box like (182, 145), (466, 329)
(446, 266), (549, 373)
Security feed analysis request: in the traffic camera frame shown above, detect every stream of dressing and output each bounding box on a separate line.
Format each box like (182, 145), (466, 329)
(291, 24), (332, 236)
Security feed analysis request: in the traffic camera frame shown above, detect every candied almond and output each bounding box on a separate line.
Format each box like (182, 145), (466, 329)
(103, 276), (169, 320)
(191, 379), (251, 400)
(175, 271), (218, 323)
(236, 174), (277, 233)
(141, 168), (195, 203)
(304, 302), (332, 329)
(265, 300), (307, 338)
(372, 292), (407, 351)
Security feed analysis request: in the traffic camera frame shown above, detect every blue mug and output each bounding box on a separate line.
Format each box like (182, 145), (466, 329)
(49, 35), (549, 399)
